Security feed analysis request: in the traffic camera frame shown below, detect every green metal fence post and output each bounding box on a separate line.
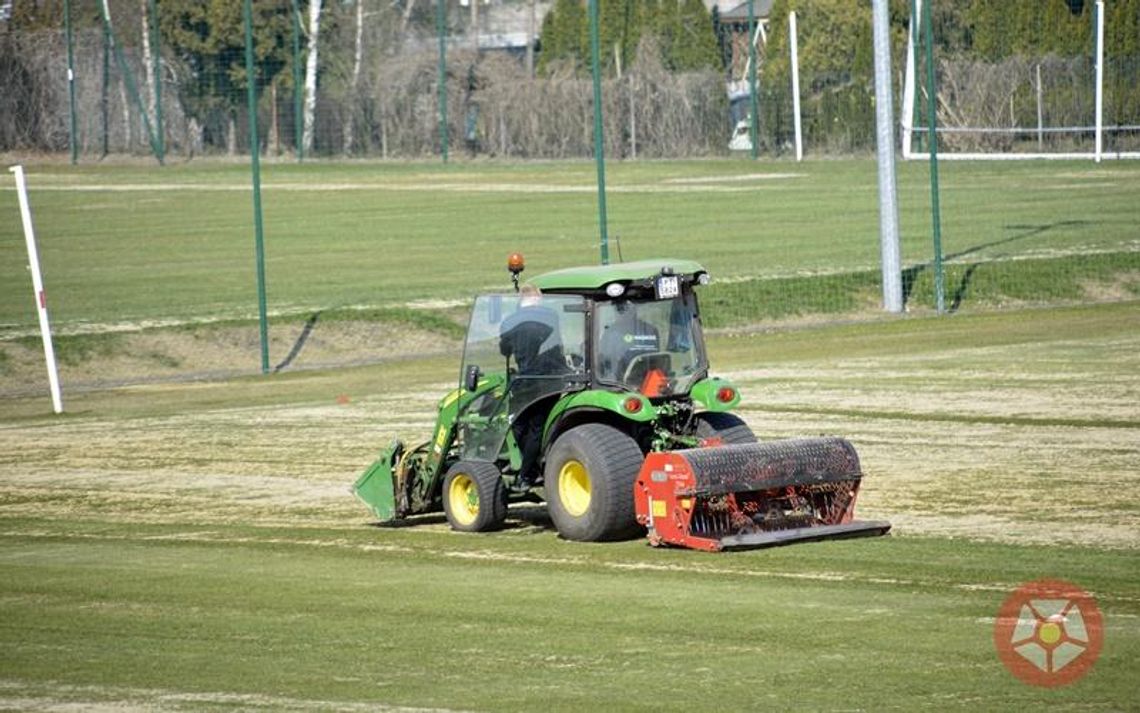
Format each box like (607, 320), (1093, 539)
(64, 0), (78, 164)
(921, 0), (944, 313)
(437, 0), (449, 163)
(97, 0), (163, 165)
(747, 0), (758, 160)
(101, 19), (110, 157)
(149, 0), (163, 163)
(291, 0), (303, 161)
(589, 0), (609, 265)
(244, 0), (270, 374)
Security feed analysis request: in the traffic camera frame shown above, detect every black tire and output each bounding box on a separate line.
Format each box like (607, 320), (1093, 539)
(442, 461), (508, 533)
(694, 412), (757, 445)
(544, 423), (645, 542)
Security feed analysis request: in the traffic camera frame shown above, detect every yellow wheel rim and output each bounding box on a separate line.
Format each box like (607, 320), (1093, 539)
(558, 459), (591, 517)
(448, 474), (479, 526)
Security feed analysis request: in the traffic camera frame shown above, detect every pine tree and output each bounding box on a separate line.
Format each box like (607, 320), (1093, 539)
(711, 5), (732, 71)
(968, 0), (1008, 60)
(670, 0), (720, 71)
(1107, 0), (1140, 125)
(536, 0), (722, 77)
(537, 0), (587, 74)
(160, 0), (292, 126)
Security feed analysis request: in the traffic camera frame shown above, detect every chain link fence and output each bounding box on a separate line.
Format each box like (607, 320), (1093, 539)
(1, 0), (1138, 397)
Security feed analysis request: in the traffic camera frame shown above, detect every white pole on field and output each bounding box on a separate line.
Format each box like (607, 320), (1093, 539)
(1094, 0), (1104, 163)
(9, 165), (63, 414)
(789, 11), (803, 162)
(1036, 64), (1044, 151)
(901, 0), (918, 160)
(871, 0), (902, 313)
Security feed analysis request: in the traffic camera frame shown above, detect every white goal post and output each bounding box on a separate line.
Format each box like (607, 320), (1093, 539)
(9, 165), (63, 414)
(901, 0), (1140, 161)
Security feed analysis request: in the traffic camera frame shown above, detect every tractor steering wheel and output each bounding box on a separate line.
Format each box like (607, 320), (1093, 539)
(621, 351), (672, 385)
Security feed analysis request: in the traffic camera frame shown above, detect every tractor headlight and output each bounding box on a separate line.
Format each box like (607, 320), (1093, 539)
(605, 282), (626, 298)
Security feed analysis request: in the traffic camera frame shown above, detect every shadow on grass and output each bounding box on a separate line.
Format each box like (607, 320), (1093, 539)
(370, 514), (448, 529)
(274, 311), (322, 373)
(365, 503), (556, 533)
(506, 503), (555, 532)
(902, 220), (1093, 312)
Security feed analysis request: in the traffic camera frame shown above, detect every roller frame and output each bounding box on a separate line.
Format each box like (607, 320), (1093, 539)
(634, 439), (891, 552)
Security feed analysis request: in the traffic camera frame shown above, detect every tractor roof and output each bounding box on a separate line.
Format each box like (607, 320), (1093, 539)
(528, 258), (706, 292)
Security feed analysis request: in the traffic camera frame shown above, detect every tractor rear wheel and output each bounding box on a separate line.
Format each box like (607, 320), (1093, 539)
(694, 412), (757, 444)
(442, 461), (508, 533)
(544, 424), (644, 542)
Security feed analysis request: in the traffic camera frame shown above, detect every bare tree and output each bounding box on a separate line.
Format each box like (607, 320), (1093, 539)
(400, 0), (416, 32)
(140, 0), (155, 121)
(343, 0), (365, 154)
(470, 0), (478, 53)
(302, 0), (323, 154)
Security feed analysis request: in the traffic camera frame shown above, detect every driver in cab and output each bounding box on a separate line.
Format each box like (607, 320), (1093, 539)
(498, 284), (564, 376)
(498, 284), (564, 490)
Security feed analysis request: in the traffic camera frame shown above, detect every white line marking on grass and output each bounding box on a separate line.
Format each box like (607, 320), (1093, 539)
(0, 680), (467, 712)
(7, 182), (790, 195)
(662, 173), (804, 183)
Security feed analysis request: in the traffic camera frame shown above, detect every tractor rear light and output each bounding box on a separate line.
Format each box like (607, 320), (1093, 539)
(716, 387), (736, 403)
(697, 272), (711, 285)
(623, 396), (643, 414)
(605, 282), (625, 298)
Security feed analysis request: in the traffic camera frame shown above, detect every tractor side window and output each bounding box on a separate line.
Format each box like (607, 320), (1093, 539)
(496, 297), (586, 378)
(462, 294), (585, 383)
(458, 294), (586, 462)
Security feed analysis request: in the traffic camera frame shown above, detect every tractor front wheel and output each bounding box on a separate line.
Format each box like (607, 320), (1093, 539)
(442, 461), (508, 533)
(544, 424), (644, 542)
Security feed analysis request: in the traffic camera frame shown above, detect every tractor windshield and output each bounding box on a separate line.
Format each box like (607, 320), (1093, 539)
(595, 292), (707, 397)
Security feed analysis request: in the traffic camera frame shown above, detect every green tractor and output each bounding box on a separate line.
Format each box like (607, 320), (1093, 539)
(353, 255), (889, 548)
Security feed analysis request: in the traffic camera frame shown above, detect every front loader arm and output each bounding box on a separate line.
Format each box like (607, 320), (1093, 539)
(352, 374), (506, 521)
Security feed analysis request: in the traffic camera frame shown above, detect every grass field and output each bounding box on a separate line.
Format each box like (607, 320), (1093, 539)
(1, 158), (1138, 710)
(2, 300), (1138, 710)
(1, 158), (1137, 334)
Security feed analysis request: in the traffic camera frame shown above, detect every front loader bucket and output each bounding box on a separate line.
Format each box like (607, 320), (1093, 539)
(352, 440), (401, 521)
(634, 438), (890, 552)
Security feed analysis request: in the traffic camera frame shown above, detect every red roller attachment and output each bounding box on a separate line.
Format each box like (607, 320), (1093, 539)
(634, 439), (891, 551)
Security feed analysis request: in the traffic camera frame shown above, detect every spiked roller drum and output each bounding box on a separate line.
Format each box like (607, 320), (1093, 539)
(634, 438), (891, 551)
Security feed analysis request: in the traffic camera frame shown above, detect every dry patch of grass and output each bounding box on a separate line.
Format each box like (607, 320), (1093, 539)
(1, 306), (1136, 552)
(725, 330), (1140, 549)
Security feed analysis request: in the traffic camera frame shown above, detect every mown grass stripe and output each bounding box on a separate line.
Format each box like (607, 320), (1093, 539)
(737, 403), (1140, 430)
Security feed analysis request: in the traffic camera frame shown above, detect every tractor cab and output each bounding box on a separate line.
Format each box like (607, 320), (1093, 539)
(452, 259), (716, 475)
(528, 257), (713, 399)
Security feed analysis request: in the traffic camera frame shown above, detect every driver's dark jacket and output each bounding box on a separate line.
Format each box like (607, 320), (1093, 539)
(499, 305), (565, 375)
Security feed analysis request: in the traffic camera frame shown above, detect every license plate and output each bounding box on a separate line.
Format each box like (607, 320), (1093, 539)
(655, 275), (680, 299)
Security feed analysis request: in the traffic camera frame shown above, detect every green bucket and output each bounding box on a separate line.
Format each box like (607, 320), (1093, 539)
(352, 441), (399, 521)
